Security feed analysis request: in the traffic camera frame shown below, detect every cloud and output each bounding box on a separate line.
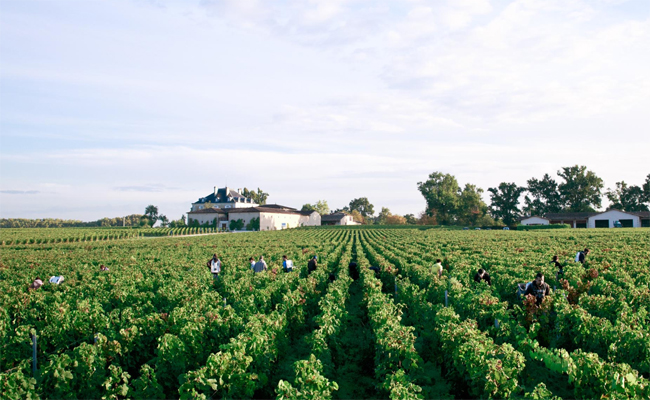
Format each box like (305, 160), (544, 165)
(195, 0), (650, 124)
(114, 185), (166, 192)
(0, 190), (40, 194)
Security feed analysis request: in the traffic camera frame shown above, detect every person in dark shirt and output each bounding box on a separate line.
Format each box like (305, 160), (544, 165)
(349, 262), (359, 280)
(552, 255), (564, 279)
(473, 268), (491, 286)
(577, 248), (590, 265)
(524, 273), (551, 305)
(307, 256), (318, 274)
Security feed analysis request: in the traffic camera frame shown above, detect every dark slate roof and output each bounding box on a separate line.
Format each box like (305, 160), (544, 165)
(258, 204), (297, 211)
(194, 187), (251, 204)
(187, 207), (227, 215)
(544, 212), (597, 220)
(321, 213), (348, 222)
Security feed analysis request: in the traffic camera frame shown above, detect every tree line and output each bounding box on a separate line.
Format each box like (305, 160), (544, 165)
(302, 165), (649, 227)
(0, 214), (144, 229)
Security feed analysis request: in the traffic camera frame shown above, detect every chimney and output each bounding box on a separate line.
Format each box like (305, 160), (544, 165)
(214, 186), (217, 196)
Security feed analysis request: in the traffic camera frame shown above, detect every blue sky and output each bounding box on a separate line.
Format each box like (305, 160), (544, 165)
(1, 0), (649, 221)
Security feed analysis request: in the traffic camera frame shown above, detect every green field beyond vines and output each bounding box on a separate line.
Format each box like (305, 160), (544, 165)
(1, 228), (649, 399)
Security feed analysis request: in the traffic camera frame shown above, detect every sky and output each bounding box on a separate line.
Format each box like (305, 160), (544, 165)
(1, 0), (649, 221)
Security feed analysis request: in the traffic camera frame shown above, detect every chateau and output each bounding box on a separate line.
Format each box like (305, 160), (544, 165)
(187, 187), (321, 230)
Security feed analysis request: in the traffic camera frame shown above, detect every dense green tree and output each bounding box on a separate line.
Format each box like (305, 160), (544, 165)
(229, 219), (245, 231)
(349, 197), (375, 217)
(606, 181), (649, 212)
(301, 200), (330, 215)
(376, 207), (391, 225)
(524, 174), (562, 216)
(557, 165), (604, 212)
(457, 184), (489, 226)
(242, 187), (269, 205)
(643, 174), (650, 203)
(246, 217), (260, 231)
(158, 215), (169, 227)
(404, 214), (418, 225)
(488, 182), (525, 226)
(417, 172), (460, 225)
(144, 205), (159, 224)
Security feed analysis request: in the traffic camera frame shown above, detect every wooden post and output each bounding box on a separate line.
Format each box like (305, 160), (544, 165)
(444, 290), (448, 307)
(495, 319), (500, 328)
(32, 333), (37, 377)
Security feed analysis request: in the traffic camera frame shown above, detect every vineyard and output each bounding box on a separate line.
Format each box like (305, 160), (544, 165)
(1, 227), (649, 399)
(0, 227), (221, 246)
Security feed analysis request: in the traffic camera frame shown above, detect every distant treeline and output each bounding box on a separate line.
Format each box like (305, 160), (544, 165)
(0, 214), (143, 228)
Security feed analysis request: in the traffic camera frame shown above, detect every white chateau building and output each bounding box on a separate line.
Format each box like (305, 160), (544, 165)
(191, 187), (258, 211)
(187, 187), (321, 230)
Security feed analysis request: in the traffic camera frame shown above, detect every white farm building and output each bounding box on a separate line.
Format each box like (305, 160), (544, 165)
(186, 187), (321, 230)
(520, 210), (649, 228)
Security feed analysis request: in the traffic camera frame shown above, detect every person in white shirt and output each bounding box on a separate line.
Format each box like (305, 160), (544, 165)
(211, 256), (222, 279)
(282, 255), (294, 272)
(250, 257), (256, 270)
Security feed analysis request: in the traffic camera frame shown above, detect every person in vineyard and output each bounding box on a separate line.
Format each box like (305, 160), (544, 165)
(100, 264), (109, 271)
(552, 255), (563, 279)
(207, 254), (218, 269)
(575, 248), (590, 265)
(29, 277), (44, 290)
(211, 256), (221, 279)
(524, 272), (550, 305)
(473, 268), (491, 286)
(432, 259), (443, 278)
(253, 256), (268, 273)
(282, 255), (294, 272)
(249, 257), (256, 270)
(307, 255), (318, 274)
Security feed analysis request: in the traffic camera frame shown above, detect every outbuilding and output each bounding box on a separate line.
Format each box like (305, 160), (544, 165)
(519, 216), (550, 226)
(587, 209), (642, 228)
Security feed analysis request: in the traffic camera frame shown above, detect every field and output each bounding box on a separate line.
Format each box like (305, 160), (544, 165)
(1, 227), (649, 399)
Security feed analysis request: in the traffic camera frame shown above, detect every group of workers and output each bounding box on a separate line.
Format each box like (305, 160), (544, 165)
(471, 248), (591, 306)
(207, 254), (319, 278)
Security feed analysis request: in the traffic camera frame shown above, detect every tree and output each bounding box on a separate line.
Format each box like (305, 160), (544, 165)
(144, 205), (159, 224)
(377, 207), (392, 225)
(417, 211), (438, 225)
(557, 165), (604, 212)
(524, 174), (562, 216)
(158, 215), (169, 227)
(417, 172), (460, 225)
(404, 214), (417, 225)
(385, 214), (406, 225)
(242, 187), (269, 205)
(349, 197), (375, 218)
(457, 184), (489, 226)
(229, 219), (245, 231)
(246, 217), (260, 231)
(488, 182), (525, 226)
(301, 200), (330, 215)
(606, 181), (649, 212)
(349, 210), (365, 224)
(643, 174), (650, 204)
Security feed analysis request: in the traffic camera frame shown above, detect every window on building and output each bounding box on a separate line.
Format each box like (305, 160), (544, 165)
(595, 219), (609, 228)
(576, 222), (587, 228)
